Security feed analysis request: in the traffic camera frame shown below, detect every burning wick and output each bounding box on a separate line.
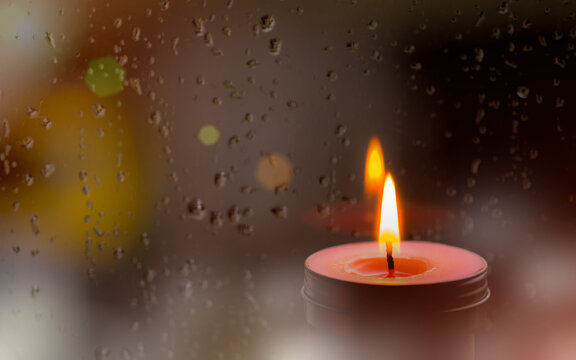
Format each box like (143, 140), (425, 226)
(386, 242), (395, 273)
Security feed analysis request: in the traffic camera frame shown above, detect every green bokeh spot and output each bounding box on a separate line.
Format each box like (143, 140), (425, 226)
(85, 56), (125, 97)
(198, 125), (220, 146)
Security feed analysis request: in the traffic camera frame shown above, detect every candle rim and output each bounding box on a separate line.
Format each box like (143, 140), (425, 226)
(305, 240), (488, 287)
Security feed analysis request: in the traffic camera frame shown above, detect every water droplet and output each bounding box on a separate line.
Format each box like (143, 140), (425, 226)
(93, 227), (105, 237)
(41, 163), (56, 177)
(40, 117), (52, 130)
(228, 205), (241, 223)
(180, 280), (193, 299)
(141, 232), (151, 249)
(158, 124), (170, 137)
(114, 248), (124, 260)
(210, 211), (224, 228)
(30, 214), (40, 236)
(79, 170), (88, 182)
(260, 15), (276, 32)
(204, 32), (214, 47)
(82, 184), (91, 196)
(149, 111), (162, 126)
(193, 18), (206, 37)
(367, 19), (378, 30)
(286, 100), (298, 108)
(446, 187), (457, 197)
(474, 48), (484, 62)
(237, 224), (254, 236)
(242, 207), (254, 217)
(19, 137), (34, 149)
(23, 173), (34, 186)
(12, 201), (20, 212)
(12, 245), (20, 254)
(247, 59), (260, 68)
(244, 113), (254, 123)
(25, 105), (39, 119)
(1, 119), (9, 138)
(326, 71), (338, 82)
(346, 41), (359, 51)
(516, 86), (530, 99)
(187, 198), (206, 219)
(92, 103), (106, 118)
(318, 175), (330, 187)
(270, 205), (288, 219)
(498, 1), (509, 14)
(45, 31), (56, 48)
(410, 62), (422, 71)
(269, 38), (282, 55)
(335, 124), (347, 137)
(214, 171), (228, 187)
(228, 136), (240, 148)
(117, 171), (126, 182)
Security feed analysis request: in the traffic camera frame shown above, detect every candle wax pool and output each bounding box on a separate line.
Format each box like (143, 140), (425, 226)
(306, 241), (487, 286)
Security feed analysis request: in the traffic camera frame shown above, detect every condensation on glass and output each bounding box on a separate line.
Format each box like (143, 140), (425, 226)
(0, 1), (575, 359)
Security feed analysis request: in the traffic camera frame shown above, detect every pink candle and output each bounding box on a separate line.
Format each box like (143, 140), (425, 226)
(301, 138), (490, 360)
(306, 241), (487, 286)
(303, 243), (489, 360)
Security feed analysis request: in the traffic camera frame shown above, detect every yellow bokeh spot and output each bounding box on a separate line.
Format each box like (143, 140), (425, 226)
(1, 84), (155, 264)
(198, 125), (220, 146)
(255, 153), (293, 191)
(85, 56), (125, 97)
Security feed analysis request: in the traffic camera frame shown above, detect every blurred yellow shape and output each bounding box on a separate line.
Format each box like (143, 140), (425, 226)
(85, 56), (125, 97)
(255, 153), (293, 191)
(198, 125), (220, 146)
(0, 85), (155, 264)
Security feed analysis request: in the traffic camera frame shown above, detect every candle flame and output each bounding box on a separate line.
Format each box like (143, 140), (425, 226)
(364, 137), (401, 252)
(379, 175), (400, 252)
(364, 137), (385, 198)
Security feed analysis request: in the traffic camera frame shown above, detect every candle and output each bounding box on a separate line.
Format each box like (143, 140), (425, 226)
(302, 138), (490, 360)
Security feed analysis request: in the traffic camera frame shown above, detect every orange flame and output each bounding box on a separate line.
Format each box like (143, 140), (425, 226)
(364, 138), (401, 252)
(379, 175), (400, 252)
(364, 137), (384, 197)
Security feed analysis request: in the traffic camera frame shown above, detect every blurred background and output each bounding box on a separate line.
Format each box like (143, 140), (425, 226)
(2, 0), (576, 359)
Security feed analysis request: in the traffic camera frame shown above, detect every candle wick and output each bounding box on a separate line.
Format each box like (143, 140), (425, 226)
(386, 242), (395, 274)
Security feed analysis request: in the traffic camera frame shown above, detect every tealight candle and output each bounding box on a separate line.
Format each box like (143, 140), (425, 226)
(302, 138), (490, 360)
(303, 242), (489, 360)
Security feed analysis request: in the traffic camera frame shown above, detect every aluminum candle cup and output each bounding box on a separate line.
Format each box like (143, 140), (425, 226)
(303, 241), (490, 360)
